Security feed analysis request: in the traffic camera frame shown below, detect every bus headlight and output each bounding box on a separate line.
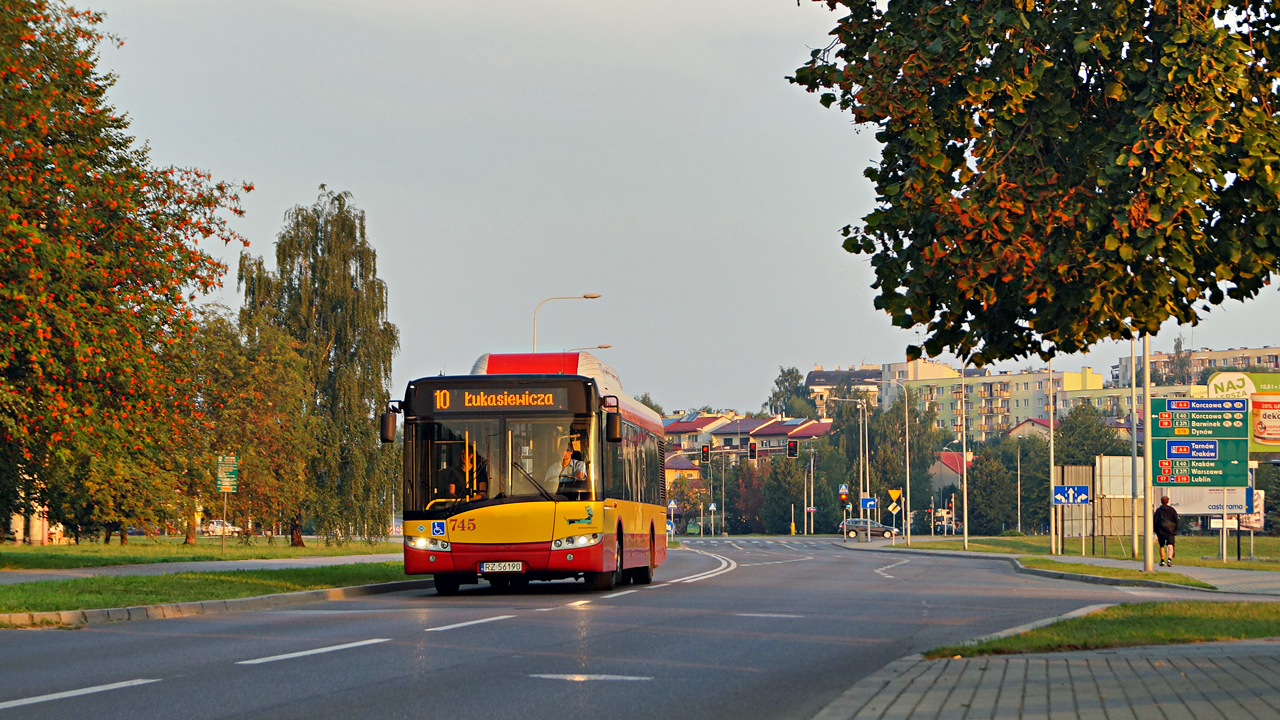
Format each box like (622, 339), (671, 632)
(553, 533), (601, 550)
(406, 537), (450, 551)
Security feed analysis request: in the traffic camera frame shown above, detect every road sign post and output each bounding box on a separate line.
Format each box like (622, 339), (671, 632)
(1150, 398), (1249, 561)
(215, 455), (239, 556)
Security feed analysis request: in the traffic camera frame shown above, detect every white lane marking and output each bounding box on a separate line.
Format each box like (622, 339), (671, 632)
(677, 551), (738, 583)
(643, 583), (672, 589)
(601, 589), (638, 599)
(568, 600), (592, 606)
(875, 559), (911, 578)
(425, 615), (515, 632)
(530, 674), (652, 682)
(0, 679), (161, 711)
(236, 638), (390, 665)
(740, 556), (812, 568)
(735, 613), (803, 618)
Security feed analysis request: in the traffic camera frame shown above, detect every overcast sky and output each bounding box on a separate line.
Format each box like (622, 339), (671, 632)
(92, 0), (1279, 413)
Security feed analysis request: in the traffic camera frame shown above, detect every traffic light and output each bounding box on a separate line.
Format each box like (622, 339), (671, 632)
(700, 444), (710, 463)
(839, 489), (848, 503)
(845, 503), (853, 511)
(747, 441), (757, 460)
(786, 439), (799, 458)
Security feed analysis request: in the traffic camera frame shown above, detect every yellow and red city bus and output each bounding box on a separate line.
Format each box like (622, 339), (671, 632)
(382, 352), (667, 595)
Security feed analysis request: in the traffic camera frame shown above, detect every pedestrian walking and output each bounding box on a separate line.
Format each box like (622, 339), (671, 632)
(1154, 496), (1179, 566)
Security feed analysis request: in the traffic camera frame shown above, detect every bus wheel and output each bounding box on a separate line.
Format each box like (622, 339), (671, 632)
(631, 532), (655, 585)
(588, 536), (623, 591)
(434, 574), (462, 596)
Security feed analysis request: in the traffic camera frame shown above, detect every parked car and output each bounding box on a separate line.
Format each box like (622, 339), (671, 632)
(838, 518), (899, 539)
(203, 519), (242, 537)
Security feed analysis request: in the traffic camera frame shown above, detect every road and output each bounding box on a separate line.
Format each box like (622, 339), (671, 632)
(0, 538), (1247, 719)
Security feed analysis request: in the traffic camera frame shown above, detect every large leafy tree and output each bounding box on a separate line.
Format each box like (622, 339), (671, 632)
(1, 2), (250, 532)
(239, 188), (399, 545)
(761, 456), (805, 533)
(763, 366), (813, 417)
(792, 0), (1280, 364)
(1055, 403), (1129, 465)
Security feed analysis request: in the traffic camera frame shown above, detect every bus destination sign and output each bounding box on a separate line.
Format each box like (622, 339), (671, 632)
(1150, 398), (1249, 488)
(430, 387), (569, 414)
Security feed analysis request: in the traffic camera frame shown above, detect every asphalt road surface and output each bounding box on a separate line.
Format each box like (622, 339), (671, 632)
(0, 539), (1242, 719)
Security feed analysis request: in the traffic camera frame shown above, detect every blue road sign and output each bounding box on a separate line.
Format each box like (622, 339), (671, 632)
(1053, 485), (1090, 505)
(861, 497), (878, 510)
(667, 500), (677, 510)
(838, 484), (849, 494)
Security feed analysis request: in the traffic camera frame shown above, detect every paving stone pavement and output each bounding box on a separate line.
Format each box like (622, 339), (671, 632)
(814, 639), (1280, 720)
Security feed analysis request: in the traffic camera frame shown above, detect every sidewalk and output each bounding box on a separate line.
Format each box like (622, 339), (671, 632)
(837, 541), (1280, 596)
(815, 639), (1280, 720)
(0, 553), (400, 586)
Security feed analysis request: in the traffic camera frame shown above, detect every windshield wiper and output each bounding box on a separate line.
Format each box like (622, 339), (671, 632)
(511, 461), (557, 503)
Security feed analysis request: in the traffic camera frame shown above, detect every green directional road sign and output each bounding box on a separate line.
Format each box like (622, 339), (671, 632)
(216, 455), (239, 493)
(1150, 399), (1249, 488)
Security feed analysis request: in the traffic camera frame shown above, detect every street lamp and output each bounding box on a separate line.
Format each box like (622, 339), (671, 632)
(827, 397), (869, 539)
(569, 345), (612, 351)
(881, 379), (912, 546)
(532, 294), (601, 352)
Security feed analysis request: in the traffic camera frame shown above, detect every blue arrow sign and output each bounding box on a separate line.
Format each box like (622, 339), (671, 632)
(1052, 485), (1091, 505)
(861, 498), (878, 510)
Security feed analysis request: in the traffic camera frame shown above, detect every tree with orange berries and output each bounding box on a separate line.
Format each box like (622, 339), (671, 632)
(0, 1), (251, 536)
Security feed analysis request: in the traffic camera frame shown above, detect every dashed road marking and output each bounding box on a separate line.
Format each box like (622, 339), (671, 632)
(875, 559), (911, 578)
(530, 674), (652, 682)
(237, 638), (391, 665)
(425, 615), (515, 631)
(0, 679), (161, 711)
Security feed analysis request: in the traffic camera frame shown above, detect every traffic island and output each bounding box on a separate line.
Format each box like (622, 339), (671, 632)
(0, 563), (431, 629)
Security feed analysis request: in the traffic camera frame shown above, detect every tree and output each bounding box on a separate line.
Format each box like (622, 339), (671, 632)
(1055, 404), (1128, 466)
(761, 457), (804, 534)
(791, 0), (1280, 365)
(1170, 336), (1194, 385)
(0, 2), (250, 533)
(763, 367), (808, 416)
(635, 392), (663, 416)
(731, 459), (767, 534)
(239, 188), (399, 545)
(965, 449), (1017, 535)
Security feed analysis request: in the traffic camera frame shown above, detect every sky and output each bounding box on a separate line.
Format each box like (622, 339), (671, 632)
(91, 0), (1280, 414)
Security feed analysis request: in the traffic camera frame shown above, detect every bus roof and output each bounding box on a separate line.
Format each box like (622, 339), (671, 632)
(470, 352), (663, 436)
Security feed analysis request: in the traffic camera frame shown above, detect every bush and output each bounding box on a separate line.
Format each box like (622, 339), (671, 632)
(1001, 529), (1026, 537)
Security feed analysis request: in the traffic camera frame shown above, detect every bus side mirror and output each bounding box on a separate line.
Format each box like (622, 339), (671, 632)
(380, 411), (396, 444)
(606, 412), (622, 443)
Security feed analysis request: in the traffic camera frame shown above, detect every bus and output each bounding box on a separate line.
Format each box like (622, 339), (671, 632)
(381, 352), (668, 595)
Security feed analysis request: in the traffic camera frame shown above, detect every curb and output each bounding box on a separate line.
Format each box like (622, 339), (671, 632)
(0, 578), (435, 629)
(829, 542), (1227, 593)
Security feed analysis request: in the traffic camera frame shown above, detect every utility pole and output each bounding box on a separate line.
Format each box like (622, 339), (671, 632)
(1016, 442), (1022, 534)
(1130, 337), (1139, 559)
(1048, 357), (1056, 555)
(961, 366), (969, 550)
(1143, 335), (1154, 572)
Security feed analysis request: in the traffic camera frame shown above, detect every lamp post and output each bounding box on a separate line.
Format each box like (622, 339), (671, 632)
(569, 345), (612, 351)
(827, 397), (869, 539)
(532, 294), (601, 352)
(880, 379), (911, 546)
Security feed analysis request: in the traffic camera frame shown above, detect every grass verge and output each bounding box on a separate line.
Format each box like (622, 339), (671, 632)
(904, 535), (1280, 572)
(0, 562), (410, 615)
(926, 601), (1280, 658)
(0, 537), (401, 570)
(1018, 557), (1215, 589)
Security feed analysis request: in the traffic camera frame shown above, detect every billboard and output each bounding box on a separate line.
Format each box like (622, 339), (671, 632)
(1206, 372), (1280, 452)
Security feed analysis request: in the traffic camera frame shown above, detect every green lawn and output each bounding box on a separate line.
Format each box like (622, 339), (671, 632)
(1018, 557), (1214, 589)
(927, 601), (1280, 657)
(906, 534), (1280, 571)
(0, 562), (412, 616)
(0, 537), (400, 570)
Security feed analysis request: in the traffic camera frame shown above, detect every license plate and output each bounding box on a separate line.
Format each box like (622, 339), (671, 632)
(481, 561), (523, 573)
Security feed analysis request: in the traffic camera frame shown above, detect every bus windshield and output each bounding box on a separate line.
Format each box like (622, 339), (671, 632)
(409, 414), (596, 512)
